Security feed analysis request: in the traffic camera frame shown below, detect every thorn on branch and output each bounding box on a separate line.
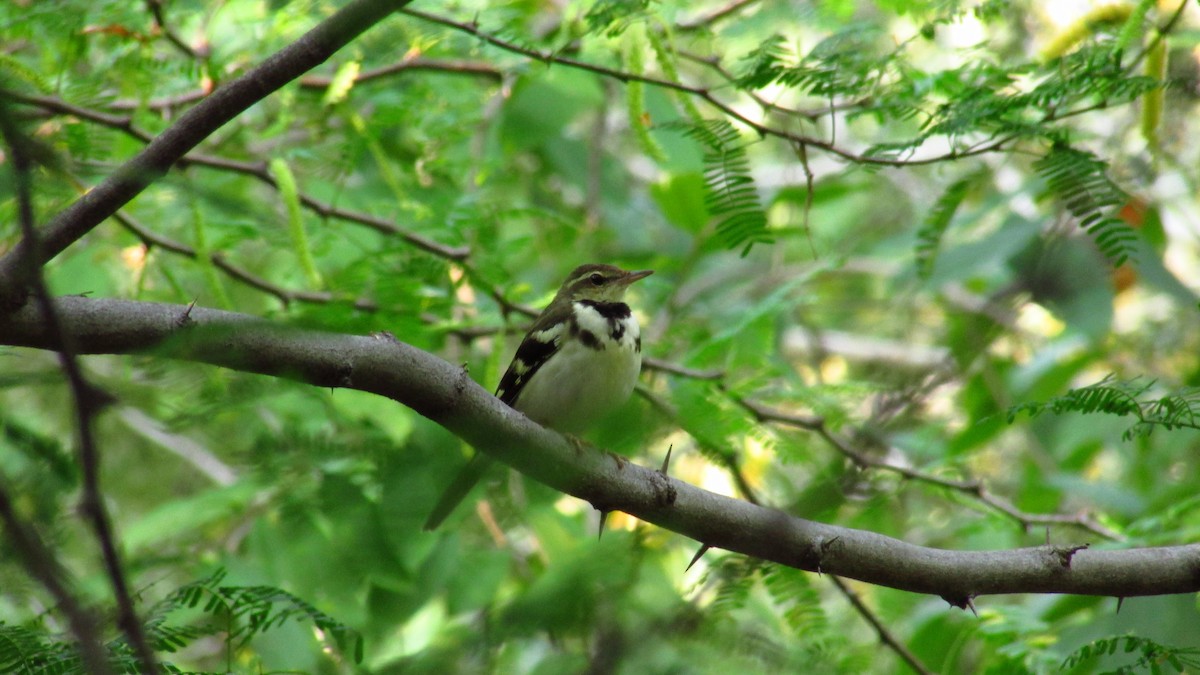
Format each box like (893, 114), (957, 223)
(175, 300), (197, 329)
(686, 543), (711, 571)
(815, 535), (841, 574)
(370, 330), (398, 343)
(1052, 543), (1089, 569)
(1115, 596), (1125, 614)
(650, 467), (677, 508)
(659, 444), (673, 475)
(941, 593), (977, 615)
(566, 435), (586, 456)
(455, 362), (470, 396)
(336, 361), (354, 388)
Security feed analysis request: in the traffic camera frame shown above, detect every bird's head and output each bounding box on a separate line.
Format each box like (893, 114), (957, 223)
(555, 263), (653, 304)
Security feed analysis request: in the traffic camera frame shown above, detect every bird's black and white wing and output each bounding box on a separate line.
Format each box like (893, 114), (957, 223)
(494, 317), (568, 407)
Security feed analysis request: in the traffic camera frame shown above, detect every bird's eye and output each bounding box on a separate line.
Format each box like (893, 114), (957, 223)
(589, 273), (605, 286)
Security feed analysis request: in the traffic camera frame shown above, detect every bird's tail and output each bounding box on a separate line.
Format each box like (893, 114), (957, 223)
(422, 454), (495, 531)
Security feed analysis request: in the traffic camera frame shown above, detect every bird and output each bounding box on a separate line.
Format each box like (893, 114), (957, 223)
(423, 263), (653, 531)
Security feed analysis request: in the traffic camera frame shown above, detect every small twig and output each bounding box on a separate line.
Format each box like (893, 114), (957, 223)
(145, 0), (205, 61)
(456, 260), (539, 320)
(675, 49), (830, 122)
(7, 91), (141, 135)
(61, 172), (371, 311)
(421, 317), (520, 341)
(636, 386), (761, 505)
(792, 141), (818, 258)
(105, 57), (501, 111)
(0, 0), (412, 287)
(733, 394), (1121, 541)
(117, 408), (237, 485)
(179, 152), (472, 260)
(676, 0), (762, 31)
(0, 480), (112, 675)
(9, 90), (470, 262)
(641, 357), (723, 380)
(399, 8), (1013, 168)
(299, 56), (502, 88)
(736, 395), (823, 430)
(111, 89), (208, 112)
(830, 576), (933, 675)
(113, 209), (380, 311)
(0, 105), (160, 674)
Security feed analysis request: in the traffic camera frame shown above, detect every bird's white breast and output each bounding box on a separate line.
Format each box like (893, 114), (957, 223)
(513, 303), (642, 433)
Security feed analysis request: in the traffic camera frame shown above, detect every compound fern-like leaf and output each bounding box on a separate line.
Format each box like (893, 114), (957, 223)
(915, 173), (980, 279)
(1034, 145), (1139, 267)
(675, 119), (772, 255)
(1008, 375), (1200, 440)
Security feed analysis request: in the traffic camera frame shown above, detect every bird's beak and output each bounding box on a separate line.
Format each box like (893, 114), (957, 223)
(620, 269), (653, 285)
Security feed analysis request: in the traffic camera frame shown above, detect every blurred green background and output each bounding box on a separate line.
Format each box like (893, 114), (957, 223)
(2, 0), (1200, 672)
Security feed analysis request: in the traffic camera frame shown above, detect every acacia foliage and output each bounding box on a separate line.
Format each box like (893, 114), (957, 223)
(1, 0), (1200, 672)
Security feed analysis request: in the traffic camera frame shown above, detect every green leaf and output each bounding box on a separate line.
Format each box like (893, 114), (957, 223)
(1034, 145), (1139, 267)
(651, 172), (710, 233)
(124, 481), (264, 553)
(735, 35), (792, 89)
(322, 60), (360, 106)
(270, 157), (324, 288)
(914, 171), (982, 279)
(670, 119), (772, 254)
(583, 0), (651, 37)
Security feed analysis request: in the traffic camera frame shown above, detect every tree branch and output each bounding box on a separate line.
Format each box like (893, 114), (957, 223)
(399, 8), (1015, 168)
(144, 0), (207, 61)
(734, 394), (1121, 541)
(676, 0), (762, 31)
(113, 209), (379, 311)
(830, 576), (932, 675)
(3, 295), (1198, 600)
(103, 57), (501, 112)
(0, 0), (414, 303)
(299, 56), (503, 87)
(0, 105), (158, 673)
(7, 90), (469, 262)
(0, 480), (113, 675)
